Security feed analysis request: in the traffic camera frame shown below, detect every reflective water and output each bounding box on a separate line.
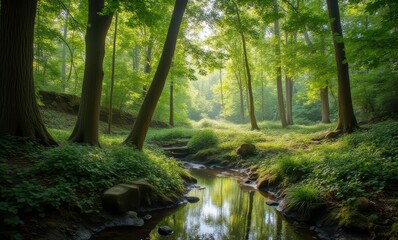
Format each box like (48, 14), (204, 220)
(93, 168), (317, 240)
(149, 169), (316, 240)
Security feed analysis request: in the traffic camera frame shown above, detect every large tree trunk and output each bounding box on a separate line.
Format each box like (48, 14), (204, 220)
(233, 1), (259, 130)
(69, 0), (113, 146)
(326, 0), (358, 132)
(0, 0), (56, 146)
(274, 0), (288, 128)
(107, 12), (118, 134)
(219, 65), (224, 118)
(286, 75), (294, 125)
(124, 0), (187, 150)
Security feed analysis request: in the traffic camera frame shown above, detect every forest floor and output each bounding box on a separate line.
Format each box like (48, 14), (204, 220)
(1, 110), (398, 239)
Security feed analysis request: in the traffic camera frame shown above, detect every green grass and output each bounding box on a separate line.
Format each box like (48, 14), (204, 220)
(285, 184), (324, 216)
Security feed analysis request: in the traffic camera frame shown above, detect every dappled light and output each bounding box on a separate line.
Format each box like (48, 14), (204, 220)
(0, 0), (397, 239)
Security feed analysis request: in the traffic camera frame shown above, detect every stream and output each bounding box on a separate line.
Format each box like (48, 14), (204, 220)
(93, 167), (318, 240)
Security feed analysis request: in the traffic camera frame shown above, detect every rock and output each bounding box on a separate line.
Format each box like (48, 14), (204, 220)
(74, 228), (91, 240)
(102, 184), (140, 213)
(158, 226), (173, 236)
(236, 143), (256, 157)
(266, 200), (279, 206)
(131, 179), (161, 207)
(185, 196), (200, 203)
(127, 211), (138, 218)
(198, 187), (206, 190)
(143, 214), (152, 221)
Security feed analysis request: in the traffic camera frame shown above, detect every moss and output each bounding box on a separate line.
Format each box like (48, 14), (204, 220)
(334, 207), (370, 232)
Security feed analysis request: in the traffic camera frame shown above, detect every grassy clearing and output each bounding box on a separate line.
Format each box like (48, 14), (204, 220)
(185, 118), (398, 237)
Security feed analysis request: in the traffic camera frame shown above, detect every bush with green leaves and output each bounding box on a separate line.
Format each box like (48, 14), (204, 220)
(187, 130), (218, 152)
(0, 140), (186, 238)
(285, 184), (324, 216)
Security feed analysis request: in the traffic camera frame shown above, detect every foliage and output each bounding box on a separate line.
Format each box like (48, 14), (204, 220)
(187, 129), (218, 152)
(0, 136), (186, 237)
(285, 184), (324, 216)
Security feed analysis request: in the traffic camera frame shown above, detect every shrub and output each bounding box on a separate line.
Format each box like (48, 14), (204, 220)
(187, 130), (218, 152)
(285, 184), (324, 216)
(269, 155), (313, 184)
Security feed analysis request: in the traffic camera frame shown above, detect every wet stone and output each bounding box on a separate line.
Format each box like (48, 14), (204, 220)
(266, 200), (279, 206)
(185, 196), (200, 203)
(158, 226), (173, 236)
(143, 214), (152, 221)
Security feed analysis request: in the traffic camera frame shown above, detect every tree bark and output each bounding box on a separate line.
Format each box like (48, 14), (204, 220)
(169, 80), (174, 127)
(274, 0), (288, 128)
(219, 64), (224, 118)
(69, 0), (113, 146)
(235, 71), (245, 124)
(124, 0), (187, 150)
(320, 86), (331, 123)
(107, 12), (118, 134)
(326, 0), (358, 132)
(142, 42), (152, 98)
(286, 75), (294, 125)
(233, 1), (259, 130)
(0, 0), (56, 146)
(61, 9), (69, 92)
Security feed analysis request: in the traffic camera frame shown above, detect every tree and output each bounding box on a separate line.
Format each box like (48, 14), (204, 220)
(274, 0), (288, 128)
(0, 0), (56, 146)
(233, 0), (259, 130)
(124, 0), (188, 150)
(326, 0), (358, 132)
(107, 12), (119, 134)
(69, 0), (113, 146)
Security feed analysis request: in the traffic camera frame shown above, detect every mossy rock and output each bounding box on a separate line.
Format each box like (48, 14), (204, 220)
(334, 207), (370, 232)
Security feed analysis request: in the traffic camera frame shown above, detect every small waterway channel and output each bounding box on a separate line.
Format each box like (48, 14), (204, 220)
(93, 167), (317, 240)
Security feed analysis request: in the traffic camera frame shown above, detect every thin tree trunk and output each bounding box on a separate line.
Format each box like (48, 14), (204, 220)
(326, 0), (358, 132)
(61, 11), (69, 92)
(142, 42), (152, 98)
(320, 87), (331, 123)
(235, 71), (245, 124)
(274, 0), (288, 128)
(219, 65), (224, 118)
(107, 12), (118, 134)
(0, 0), (56, 146)
(169, 80), (174, 127)
(233, 1), (259, 130)
(69, 0), (113, 146)
(261, 70), (265, 121)
(286, 75), (293, 125)
(124, 0), (187, 150)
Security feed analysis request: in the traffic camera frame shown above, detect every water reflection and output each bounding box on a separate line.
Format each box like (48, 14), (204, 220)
(150, 169), (315, 240)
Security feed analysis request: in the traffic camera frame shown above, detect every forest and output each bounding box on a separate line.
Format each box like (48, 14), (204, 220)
(0, 0), (397, 239)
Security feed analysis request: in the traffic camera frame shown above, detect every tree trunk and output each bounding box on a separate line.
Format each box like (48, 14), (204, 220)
(107, 12), (118, 134)
(261, 70), (265, 121)
(142, 42), (152, 98)
(61, 11), (69, 92)
(219, 65), (224, 118)
(69, 0), (113, 146)
(274, 0), (288, 128)
(124, 0), (187, 150)
(233, 1), (259, 130)
(286, 75), (293, 125)
(320, 87), (331, 123)
(235, 71), (245, 124)
(326, 0), (358, 132)
(0, 0), (56, 146)
(169, 80), (174, 127)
